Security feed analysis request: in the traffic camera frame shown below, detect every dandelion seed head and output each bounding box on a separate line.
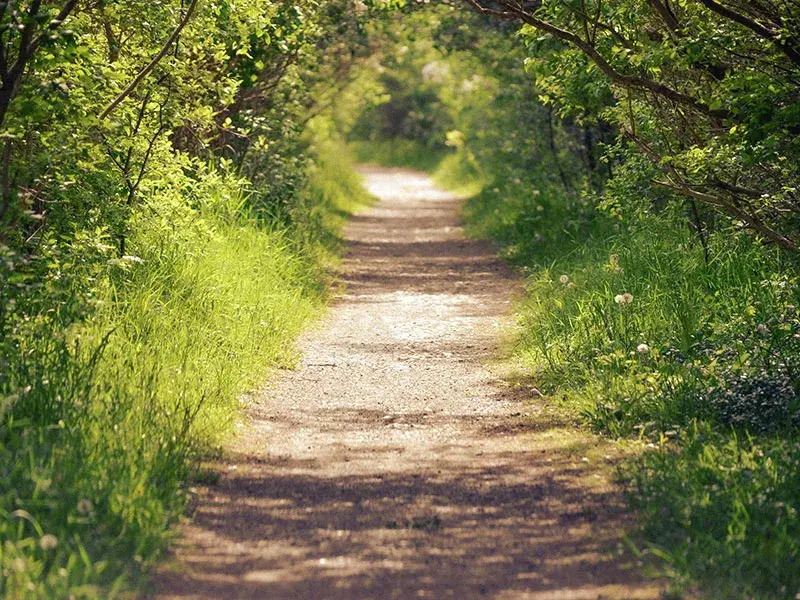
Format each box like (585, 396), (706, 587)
(757, 323), (769, 335)
(77, 499), (93, 516)
(614, 294), (624, 304)
(559, 274), (569, 284)
(39, 534), (58, 551)
(637, 343), (650, 354)
(622, 293), (634, 304)
(567, 282), (576, 289)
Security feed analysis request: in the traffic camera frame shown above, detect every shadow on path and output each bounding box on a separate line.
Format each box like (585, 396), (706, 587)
(150, 166), (661, 600)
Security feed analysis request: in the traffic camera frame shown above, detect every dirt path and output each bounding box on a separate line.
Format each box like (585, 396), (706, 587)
(152, 167), (662, 600)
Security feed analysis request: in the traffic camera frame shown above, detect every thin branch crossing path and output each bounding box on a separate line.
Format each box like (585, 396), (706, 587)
(151, 167), (662, 599)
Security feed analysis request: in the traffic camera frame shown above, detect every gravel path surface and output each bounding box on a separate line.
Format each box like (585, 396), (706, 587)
(151, 166), (661, 600)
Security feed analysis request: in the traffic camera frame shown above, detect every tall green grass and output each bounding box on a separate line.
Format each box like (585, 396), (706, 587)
(0, 140), (369, 598)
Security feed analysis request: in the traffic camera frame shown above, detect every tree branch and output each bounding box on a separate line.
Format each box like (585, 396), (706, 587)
(99, 0), (199, 120)
(463, 0), (731, 121)
(694, 0), (800, 66)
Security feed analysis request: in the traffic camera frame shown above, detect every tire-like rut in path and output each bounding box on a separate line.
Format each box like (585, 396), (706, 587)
(153, 167), (660, 600)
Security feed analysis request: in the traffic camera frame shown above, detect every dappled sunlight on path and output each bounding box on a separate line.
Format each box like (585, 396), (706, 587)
(150, 166), (661, 600)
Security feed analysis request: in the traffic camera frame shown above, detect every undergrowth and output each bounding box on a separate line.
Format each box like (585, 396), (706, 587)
(0, 137), (369, 598)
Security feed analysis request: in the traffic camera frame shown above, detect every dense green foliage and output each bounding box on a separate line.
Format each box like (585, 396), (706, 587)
(464, 0), (800, 253)
(345, 5), (800, 597)
(0, 1), (375, 596)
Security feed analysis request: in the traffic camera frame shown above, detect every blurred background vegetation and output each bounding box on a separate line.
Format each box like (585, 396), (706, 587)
(1, 0), (799, 597)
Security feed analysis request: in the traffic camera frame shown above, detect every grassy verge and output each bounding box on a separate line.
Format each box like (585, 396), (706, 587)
(387, 144), (800, 599)
(0, 138), (369, 598)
